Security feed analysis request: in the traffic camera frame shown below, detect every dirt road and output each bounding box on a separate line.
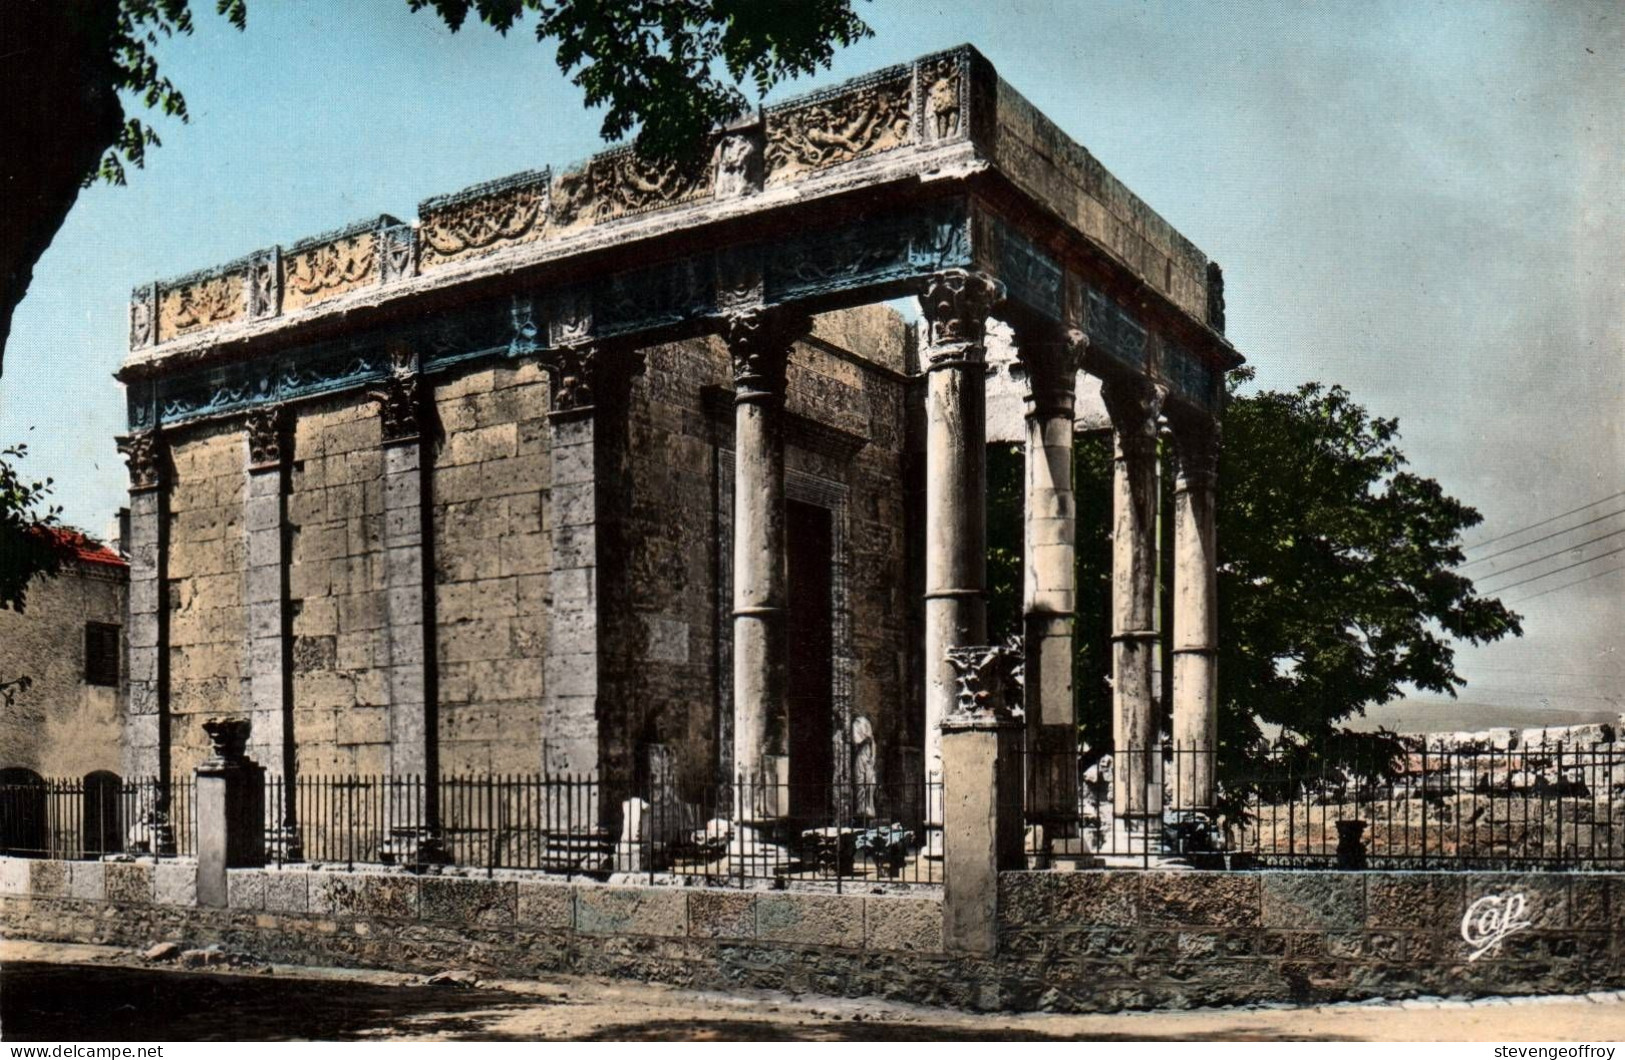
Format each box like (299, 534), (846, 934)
(2, 940), (1621, 1041)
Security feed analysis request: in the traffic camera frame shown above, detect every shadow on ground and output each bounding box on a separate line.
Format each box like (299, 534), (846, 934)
(0, 961), (1359, 1041)
(0, 961), (540, 1042)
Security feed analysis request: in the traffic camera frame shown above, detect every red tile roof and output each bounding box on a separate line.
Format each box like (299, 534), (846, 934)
(37, 527), (127, 569)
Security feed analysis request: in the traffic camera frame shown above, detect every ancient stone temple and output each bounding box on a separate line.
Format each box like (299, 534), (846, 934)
(114, 46), (1238, 851)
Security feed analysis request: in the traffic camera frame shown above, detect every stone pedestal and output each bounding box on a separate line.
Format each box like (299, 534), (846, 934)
(919, 271), (1000, 855)
(196, 718), (265, 908)
(940, 644), (1024, 955)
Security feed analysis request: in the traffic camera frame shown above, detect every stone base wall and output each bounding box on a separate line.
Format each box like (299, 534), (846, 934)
(5, 860), (1622, 1013)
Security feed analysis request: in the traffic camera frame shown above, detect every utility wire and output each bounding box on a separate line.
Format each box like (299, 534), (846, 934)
(1506, 563), (1625, 606)
(1463, 487), (1625, 552)
(1481, 542), (1625, 596)
(1457, 507), (1625, 568)
(1473, 525), (1625, 585)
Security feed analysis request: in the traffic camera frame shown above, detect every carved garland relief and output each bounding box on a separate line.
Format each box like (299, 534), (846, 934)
(159, 274), (244, 338)
(764, 75), (912, 185)
(551, 151), (713, 235)
(419, 182), (549, 271)
(281, 233), (377, 312)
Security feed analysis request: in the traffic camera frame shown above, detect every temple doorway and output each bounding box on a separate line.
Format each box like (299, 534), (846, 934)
(786, 499), (834, 819)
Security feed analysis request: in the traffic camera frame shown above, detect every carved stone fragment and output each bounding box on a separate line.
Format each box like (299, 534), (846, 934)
(920, 57), (962, 141)
(160, 273), (243, 337)
(714, 129), (764, 199)
(246, 249), (281, 319)
(129, 284), (157, 349)
(1206, 260), (1227, 334)
(282, 235), (374, 311)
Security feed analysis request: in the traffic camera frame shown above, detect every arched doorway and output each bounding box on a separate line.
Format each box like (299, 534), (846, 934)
(0, 767), (48, 857)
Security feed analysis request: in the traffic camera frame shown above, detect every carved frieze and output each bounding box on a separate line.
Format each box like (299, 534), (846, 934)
(281, 231), (374, 312)
(764, 72), (911, 185)
(129, 283), (158, 349)
(117, 430), (165, 492)
(245, 404), (287, 468)
(1085, 288), (1148, 373)
(159, 271), (244, 338)
(510, 295), (541, 358)
(919, 269), (1001, 358)
(418, 170), (551, 271)
(551, 150), (712, 234)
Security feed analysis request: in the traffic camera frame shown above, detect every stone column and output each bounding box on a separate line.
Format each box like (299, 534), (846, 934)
(722, 307), (809, 828)
(1101, 376), (1165, 827)
(1170, 421), (1219, 813)
(940, 643), (1024, 955)
(195, 717), (265, 908)
(243, 405), (300, 860)
(368, 348), (444, 865)
(1014, 323), (1083, 842)
(117, 429), (176, 855)
(919, 270), (1000, 852)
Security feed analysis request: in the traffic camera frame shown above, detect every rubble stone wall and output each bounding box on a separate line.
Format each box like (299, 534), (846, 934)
(6, 860), (1622, 1012)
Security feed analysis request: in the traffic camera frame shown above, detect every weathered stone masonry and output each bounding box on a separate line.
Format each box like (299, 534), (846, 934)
(6, 860), (1621, 1012)
(114, 45), (1240, 842)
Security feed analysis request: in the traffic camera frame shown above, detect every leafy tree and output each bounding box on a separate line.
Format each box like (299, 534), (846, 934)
(0, 0), (869, 370)
(988, 368), (1522, 779)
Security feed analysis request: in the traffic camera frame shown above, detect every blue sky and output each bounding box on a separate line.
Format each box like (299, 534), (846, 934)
(2, 0), (1620, 720)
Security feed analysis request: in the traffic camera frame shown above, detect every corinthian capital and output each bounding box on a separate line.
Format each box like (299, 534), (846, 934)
(368, 345), (423, 443)
(245, 404), (288, 469)
(919, 270), (1001, 361)
(1013, 321), (1086, 417)
(1101, 375), (1167, 459)
(117, 430), (166, 492)
(722, 307), (811, 405)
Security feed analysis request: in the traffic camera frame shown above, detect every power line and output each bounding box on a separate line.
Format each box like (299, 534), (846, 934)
(1474, 525), (1625, 585)
(1463, 488), (1625, 552)
(1481, 542), (1625, 596)
(1506, 563), (1625, 606)
(1457, 507), (1625, 568)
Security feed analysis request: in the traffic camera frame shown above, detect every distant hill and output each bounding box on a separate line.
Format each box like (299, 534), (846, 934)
(1343, 699), (1621, 734)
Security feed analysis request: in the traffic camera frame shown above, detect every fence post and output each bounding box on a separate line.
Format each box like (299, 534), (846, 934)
(940, 645), (1024, 955)
(196, 718), (265, 907)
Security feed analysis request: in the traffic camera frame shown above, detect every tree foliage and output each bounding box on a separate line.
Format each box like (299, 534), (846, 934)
(988, 370), (1522, 775)
(409, 0), (872, 156)
(0, 0), (868, 367)
(0, 443), (68, 613)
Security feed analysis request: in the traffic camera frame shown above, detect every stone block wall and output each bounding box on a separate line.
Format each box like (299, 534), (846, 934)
(165, 424), (249, 774)
(992, 871), (1625, 1010)
(287, 400), (389, 774)
(6, 860), (1623, 1012)
(429, 361), (554, 775)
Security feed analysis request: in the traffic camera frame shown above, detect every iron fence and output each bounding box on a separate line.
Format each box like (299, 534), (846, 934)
(267, 772), (944, 887)
(0, 776), (195, 860)
(1021, 743), (1625, 871)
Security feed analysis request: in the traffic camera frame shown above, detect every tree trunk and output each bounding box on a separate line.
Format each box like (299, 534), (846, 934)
(0, 2), (125, 373)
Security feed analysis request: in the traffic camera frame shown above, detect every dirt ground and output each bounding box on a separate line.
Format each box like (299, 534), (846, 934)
(2, 940), (1623, 1042)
